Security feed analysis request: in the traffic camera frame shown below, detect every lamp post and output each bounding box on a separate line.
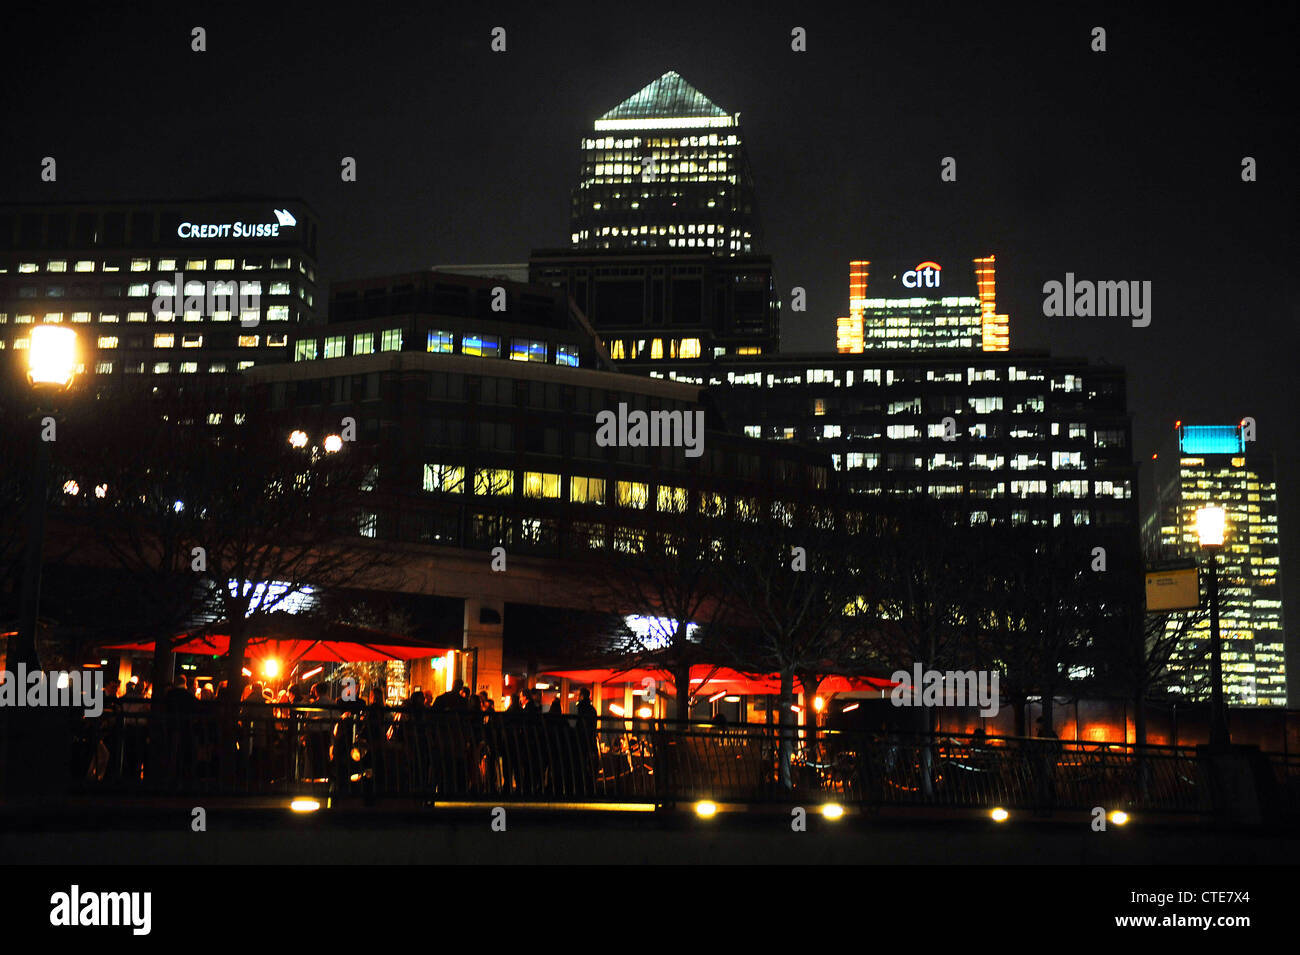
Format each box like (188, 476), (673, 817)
(12, 325), (80, 671)
(1196, 505), (1230, 748)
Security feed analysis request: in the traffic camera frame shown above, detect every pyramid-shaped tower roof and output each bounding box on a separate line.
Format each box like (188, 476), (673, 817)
(599, 71), (729, 121)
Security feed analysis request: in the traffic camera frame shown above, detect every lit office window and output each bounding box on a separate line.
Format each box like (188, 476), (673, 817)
(155, 310), (174, 323)
(74, 260), (95, 272)
(353, 333), (374, 355)
(294, 340), (317, 361)
(462, 334), (499, 357)
(154, 333), (174, 348)
(153, 362), (171, 374)
(473, 468), (514, 496)
(270, 257), (291, 270)
(130, 259), (150, 271)
(128, 283), (151, 297)
(237, 361), (254, 370)
(186, 259), (207, 271)
(214, 258), (235, 270)
(657, 485), (688, 512)
(157, 259), (177, 270)
(94, 361), (113, 374)
(510, 338), (547, 362)
(97, 336), (119, 349)
(46, 260), (67, 272)
(15, 314), (35, 324)
(266, 306), (290, 322)
(179, 362), (199, 373)
(269, 282), (292, 295)
(240, 309), (260, 325)
(18, 263), (38, 273)
(569, 476), (605, 505)
(127, 311), (147, 322)
(181, 334), (203, 348)
(678, 338), (701, 359)
(423, 464), (465, 494)
(380, 329), (402, 351)
(427, 329), (454, 353)
(556, 344), (579, 367)
(616, 481), (649, 509)
(71, 312), (91, 323)
(523, 472), (561, 499)
(209, 362), (229, 372)
(266, 334), (287, 347)
(238, 335), (259, 347)
(212, 310), (231, 322)
(324, 335), (346, 358)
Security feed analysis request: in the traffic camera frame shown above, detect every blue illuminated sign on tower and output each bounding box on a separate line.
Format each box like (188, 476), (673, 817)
(1178, 425), (1243, 455)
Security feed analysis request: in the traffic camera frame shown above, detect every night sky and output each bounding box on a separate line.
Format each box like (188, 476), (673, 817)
(5, 2), (1296, 674)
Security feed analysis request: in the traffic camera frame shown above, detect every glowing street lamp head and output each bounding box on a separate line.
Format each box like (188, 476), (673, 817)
(289, 430), (309, 449)
(1196, 505), (1226, 548)
(28, 324), (79, 388)
(323, 434), (343, 453)
(263, 658), (281, 679)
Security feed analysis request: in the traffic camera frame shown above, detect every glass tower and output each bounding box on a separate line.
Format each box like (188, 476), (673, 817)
(1143, 423), (1287, 706)
(571, 71), (762, 254)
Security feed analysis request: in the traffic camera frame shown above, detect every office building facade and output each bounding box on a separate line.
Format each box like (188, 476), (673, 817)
(1143, 423), (1286, 706)
(529, 248), (778, 365)
(0, 198), (320, 389)
(648, 349), (1137, 533)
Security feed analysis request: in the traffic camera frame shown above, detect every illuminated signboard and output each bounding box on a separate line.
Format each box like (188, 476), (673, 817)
(168, 208), (299, 241)
(1179, 425), (1243, 455)
(901, 261), (942, 289)
(1145, 566), (1200, 611)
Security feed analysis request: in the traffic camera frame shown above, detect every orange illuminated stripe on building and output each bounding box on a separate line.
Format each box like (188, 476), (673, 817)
(836, 315), (863, 353)
(973, 254), (1010, 352)
(839, 260), (870, 354)
(848, 260), (870, 313)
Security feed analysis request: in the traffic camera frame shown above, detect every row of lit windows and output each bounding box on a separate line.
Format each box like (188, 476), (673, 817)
(295, 330), (580, 367)
(90, 333), (286, 349)
(4, 256), (301, 275)
(582, 135), (739, 150)
(607, 337), (702, 361)
(74, 360), (252, 374)
(0, 308), (291, 324)
(421, 465), (764, 516)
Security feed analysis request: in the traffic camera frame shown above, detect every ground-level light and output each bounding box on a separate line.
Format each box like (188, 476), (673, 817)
(991, 807), (1010, 822)
(821, 803), (844, 820)
(694, 801), (718, 818)
(290, 798), (321, 813)
(1109, 810), (1130, 826)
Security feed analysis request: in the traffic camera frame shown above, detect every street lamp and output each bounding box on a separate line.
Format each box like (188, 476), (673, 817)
(1196, 505), (1229, 747)
(13, 326), (80, 670)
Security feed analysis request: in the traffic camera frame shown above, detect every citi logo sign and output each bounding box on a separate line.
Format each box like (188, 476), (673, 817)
(901, 261), (942, 289)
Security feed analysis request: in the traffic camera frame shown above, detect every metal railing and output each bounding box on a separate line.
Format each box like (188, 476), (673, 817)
(58, 702), (1269, 816)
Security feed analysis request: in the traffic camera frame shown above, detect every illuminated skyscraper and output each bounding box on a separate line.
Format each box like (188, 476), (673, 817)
(835, 255), (1010, 352)
(1143, 423), (1287, 706)
(570, 71), (762, 254)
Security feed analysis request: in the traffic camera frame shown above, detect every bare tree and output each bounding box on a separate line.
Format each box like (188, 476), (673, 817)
(715, 495), (866, 789)
(591, 482), (729, 720)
